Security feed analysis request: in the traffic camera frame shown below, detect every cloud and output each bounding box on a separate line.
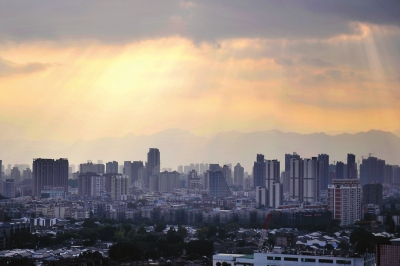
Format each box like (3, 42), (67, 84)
(299, 57), (333, 68)
(274, 58), (294, 67)
(1, 1), (399, 44)
(0, 57), (50, 76)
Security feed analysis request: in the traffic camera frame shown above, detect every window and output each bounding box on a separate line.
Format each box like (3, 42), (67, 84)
(336, 260), (351, 265)
(284, 257), (298, 261)
(319, 259), (334, 263)
(301, 258), (316, 262)
(267, 256), (281, 260)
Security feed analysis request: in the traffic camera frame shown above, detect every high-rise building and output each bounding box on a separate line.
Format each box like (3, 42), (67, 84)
(33, 158), (69, 197)
(253, 154), (266, 188)
(266, 159), (281, 205)
(80, 162), (105, 174)
(0, 160), (2, 181)
(10, 167), (21, 184)
(303, 157), (323, 203)
(110, 174), (128, 200)
(221, 165), (233, 186)
(123, 161), (132, 182)
(256, 186), (268, 207)
(285, 152), (300, 172)
(363, 183), (383, 210)
(328, 179), (361, 226)
(209, 171), (232, 198)
(4, 179), (15, 198)
(147, 148), (160, 187)
(209, 164), (220, 172)
(347, 154), (357, 179)
(22, 168), (32, 180)
(131, 161), (144, 185)
(233, 163), (244, 187)
(335, 161), (345, 179)
(159, 171), (180, 193)
(106, 161), (118, 174)
(78, 173), (106, 197)
(360, 156), (385, 185)
(290, 157), (303, 202)
(317, 154), (329, 190)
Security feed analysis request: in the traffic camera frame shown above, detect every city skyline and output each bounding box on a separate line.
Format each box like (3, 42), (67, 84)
(0, 1), (400, 142)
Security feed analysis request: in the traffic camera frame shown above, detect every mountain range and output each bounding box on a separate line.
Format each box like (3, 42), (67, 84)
(1, 129), (400, 172)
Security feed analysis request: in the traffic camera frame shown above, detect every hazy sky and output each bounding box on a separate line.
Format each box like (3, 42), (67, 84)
(1, 1), (400, 142)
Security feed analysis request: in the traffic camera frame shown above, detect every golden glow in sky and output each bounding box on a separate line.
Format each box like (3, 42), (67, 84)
(1, 1), (400, 141)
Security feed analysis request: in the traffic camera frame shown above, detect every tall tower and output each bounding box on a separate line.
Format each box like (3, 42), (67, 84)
(209, 171), (232, 198)
(290, 157), (303, 202)
(303, 157), (323, 203)
(233, 163), (244, 187)
(317, 154), (329, 190)
(285, 153), (300, 172)
(221, 165), (232, 186)
(253, 154), (266, 188)
(147, 148), (160, 187)
(336, 161), (345, 179)
(347, 154), (357, 179)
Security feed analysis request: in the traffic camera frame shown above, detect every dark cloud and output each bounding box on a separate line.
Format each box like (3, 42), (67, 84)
(300, 57), (333, 68)
(0, 57), (50, 76)
(0, 1), (399, 44)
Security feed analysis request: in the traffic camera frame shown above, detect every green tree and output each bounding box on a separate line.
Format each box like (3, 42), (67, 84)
(137, 226), (147, 234)
(109, 242), (143, 261)
(82, 218), (98, 228)
(177, 225), (188, 238)
(155, 221), (166, 232)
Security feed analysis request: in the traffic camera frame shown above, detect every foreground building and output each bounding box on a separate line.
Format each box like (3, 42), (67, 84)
(213, 252), (375, 266)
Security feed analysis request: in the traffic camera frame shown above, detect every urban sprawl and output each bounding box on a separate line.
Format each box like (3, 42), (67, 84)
(0, 149), (399, 265)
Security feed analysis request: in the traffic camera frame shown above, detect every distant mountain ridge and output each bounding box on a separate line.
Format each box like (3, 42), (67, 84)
(0, 129), (399, 172)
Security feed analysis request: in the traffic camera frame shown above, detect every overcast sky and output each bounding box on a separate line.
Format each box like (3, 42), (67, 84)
(1, 0), (400, 141)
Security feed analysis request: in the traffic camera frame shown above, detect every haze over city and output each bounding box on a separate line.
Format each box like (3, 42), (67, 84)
(1, 2), (400, 265)
(1, 1), (400, 145)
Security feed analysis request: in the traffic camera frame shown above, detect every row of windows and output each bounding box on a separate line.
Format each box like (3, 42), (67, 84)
(266, 256), (351, 264)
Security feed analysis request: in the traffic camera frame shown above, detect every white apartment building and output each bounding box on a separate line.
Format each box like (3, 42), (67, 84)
(328, 179), (361, 226)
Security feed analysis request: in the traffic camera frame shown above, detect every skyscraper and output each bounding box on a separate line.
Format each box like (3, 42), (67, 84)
(209, 171), (232, 198)
(147, 148), (160, 187)
(106, 161), (119, 174)
(33, 158), (69, 197)
(253, 154), (266, 188)
(159, 171), (180, 193)
(285, 152), (300, 172)
(123, 161), (132, 181)
(360, 156), (385, 185)
(233, 163), (244, 187)
(221, 165), (233, 186)
(347, 154), (357, 179)
(80, 162), (105, 174)
(317, 154), (329, 190)
(336, 161), (345, 179)
(131, 161), (144, 185)
(290, 157), (303, 201)
(303, 157), (323, 203)
(10, 167), (21, 184)
(4, 179), (15, 198)
(363, 183), (383, 210)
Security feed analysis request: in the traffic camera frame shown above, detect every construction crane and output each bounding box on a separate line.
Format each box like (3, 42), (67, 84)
(258, 213), (272, 252)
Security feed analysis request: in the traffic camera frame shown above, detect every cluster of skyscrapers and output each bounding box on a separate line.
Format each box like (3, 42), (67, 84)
(0, 148), (397, 227)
